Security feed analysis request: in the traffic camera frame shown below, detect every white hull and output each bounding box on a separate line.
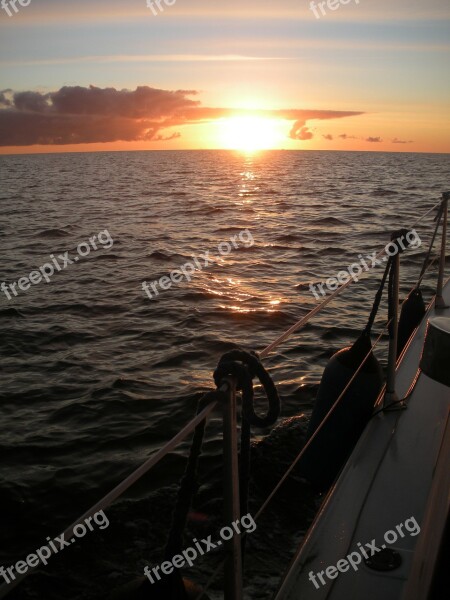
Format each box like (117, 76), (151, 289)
(275, 280), (450, 600)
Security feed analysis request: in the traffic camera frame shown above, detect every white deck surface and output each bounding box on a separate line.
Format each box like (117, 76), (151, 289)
(275, 280), (450, 600)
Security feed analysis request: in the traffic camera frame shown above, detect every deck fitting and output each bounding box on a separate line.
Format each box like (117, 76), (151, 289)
(364, 548), (402, 572)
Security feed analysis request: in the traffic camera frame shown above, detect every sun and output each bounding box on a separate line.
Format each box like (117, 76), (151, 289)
(218, 116), (284, 151)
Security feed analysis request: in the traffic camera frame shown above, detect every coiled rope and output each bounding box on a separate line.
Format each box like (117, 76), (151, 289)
(137, 351), (281, 597)
(213, 350), (281, 551)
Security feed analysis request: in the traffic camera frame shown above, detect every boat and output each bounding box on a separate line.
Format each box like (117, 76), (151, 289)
(274, 278), (450, 600)
(273, 194), (449, 600)
(273, 193), (449, 600)
(1, 193), (448, 600)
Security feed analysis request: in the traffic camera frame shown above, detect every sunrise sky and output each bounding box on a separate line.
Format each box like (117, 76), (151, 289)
(0, 0), (449, 154)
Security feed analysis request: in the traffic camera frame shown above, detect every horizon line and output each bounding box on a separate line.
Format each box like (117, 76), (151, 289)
(1, 148), (449, 157)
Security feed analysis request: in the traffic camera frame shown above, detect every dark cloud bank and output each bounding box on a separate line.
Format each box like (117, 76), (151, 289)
(0, 85), (364, 146)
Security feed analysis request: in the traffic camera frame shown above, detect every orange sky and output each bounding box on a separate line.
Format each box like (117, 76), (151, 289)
(1, 0), (449, 154)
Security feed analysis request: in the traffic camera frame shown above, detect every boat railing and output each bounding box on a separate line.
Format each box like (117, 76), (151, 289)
(385, 191), (448, 407)
(436, 191), (449, 307)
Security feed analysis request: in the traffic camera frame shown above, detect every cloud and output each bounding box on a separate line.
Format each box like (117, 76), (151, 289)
(288, 110), (362, 141)
(0, 85), (200, 146)
(323, 134), (333, 141)
(153, 132), (181, 141)
(366, 136), (383, 143)
(0, 89), (13, 109)
(392, 137), (414, 144)
(0, 55), (285, 67)
(0, 85), (364, 146)
(13, 91), (51, 113)
(338, 133), (358, 139)
(291, 126), (314, 141)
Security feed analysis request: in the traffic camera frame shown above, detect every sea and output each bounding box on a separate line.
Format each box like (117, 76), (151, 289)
(0, 150), (449, 599)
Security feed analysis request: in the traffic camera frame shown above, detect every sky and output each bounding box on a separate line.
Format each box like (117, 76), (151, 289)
(0, 0), (449, 153)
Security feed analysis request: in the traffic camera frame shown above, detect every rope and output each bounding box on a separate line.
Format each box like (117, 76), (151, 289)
(259, 246), (387, 359)
(417, 203), (444, 285)
(411, 199), (443, 228)
(164, 391), (220, 560)
(364, 258), (392, 335)
(238, 418), (251, 539)
(133, 392), (222, 599)
(213, 349), (281, 558)
(387, 258), (397, 339)
(213, 350), (281, 429)
(254, 334), (387, 522)
(333, 257), (441, 415)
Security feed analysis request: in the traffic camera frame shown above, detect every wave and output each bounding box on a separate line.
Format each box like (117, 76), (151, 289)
(152, 350), (206, 368)
(34, 228), (71, 238)
(370, 188), (400, 197)
(311, 216), (346, 225)
(0, 307), (24, 318)
(148, 250), (173, 260)
(316, 246), (348, 255)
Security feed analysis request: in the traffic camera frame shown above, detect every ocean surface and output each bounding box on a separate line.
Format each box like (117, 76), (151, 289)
(0, 150), (449, 599)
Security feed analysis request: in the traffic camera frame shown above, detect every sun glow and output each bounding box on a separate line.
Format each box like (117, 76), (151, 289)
(218, 116), (284, 151)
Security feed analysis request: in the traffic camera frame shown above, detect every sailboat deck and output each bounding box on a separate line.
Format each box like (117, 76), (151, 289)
(275, 280), (450, 600)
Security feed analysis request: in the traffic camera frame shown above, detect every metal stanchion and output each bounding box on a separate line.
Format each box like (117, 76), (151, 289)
(221, 376), (243, 600)
(384, 251), (400, 406)
(436, 192), (449, 309)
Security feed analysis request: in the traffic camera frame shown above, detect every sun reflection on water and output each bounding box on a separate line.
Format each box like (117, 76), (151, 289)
(205, 274), (284, 314)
